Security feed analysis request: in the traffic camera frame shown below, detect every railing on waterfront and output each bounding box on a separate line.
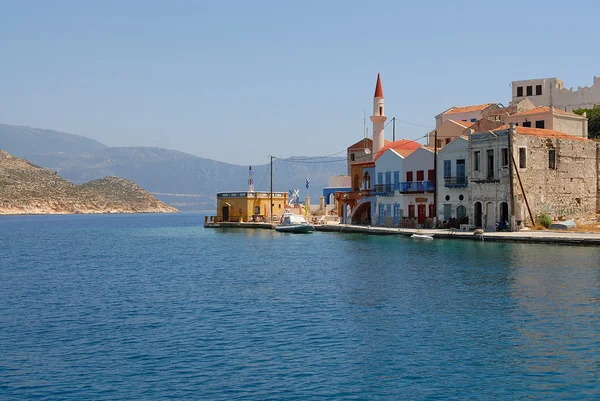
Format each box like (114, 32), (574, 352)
(443, 176), (468, 188)
(400, 181), (434, 193)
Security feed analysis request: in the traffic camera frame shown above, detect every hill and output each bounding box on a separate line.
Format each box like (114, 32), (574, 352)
(0, 149), (177, 215)
(0, 124), (346, 211)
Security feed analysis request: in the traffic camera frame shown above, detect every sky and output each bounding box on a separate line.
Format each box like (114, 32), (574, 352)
(1, 0), (599, 165)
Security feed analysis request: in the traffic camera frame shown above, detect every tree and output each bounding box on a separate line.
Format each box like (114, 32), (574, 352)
(573, 107), (600, 139)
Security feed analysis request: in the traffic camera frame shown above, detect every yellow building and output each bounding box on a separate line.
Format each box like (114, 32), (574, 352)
(216, 191), (288, 222)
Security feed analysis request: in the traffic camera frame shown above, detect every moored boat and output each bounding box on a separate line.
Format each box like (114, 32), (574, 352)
(276, 212), (315, 233)
(411, 233), (434, 240)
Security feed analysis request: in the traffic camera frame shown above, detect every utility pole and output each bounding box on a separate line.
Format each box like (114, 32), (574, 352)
(392, 117), (396, 142)
(508, 124), (515, 229)
(433, 130), (438, 225)
(270, 156), (274, 222)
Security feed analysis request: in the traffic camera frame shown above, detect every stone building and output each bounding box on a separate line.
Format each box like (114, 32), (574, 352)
(468, 124), (599, 230)
(511, 76), (600, 111)
(505, 106), (588, 138)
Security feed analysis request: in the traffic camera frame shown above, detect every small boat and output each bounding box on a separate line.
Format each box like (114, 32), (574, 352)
(411, 233), (433, 240)
(276, 212), (315, 234)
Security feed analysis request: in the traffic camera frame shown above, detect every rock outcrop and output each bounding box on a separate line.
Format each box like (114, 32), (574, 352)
(0, 149), (178, 215)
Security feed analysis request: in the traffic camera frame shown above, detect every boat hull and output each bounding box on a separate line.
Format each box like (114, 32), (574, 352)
(275, 224), (315, 234)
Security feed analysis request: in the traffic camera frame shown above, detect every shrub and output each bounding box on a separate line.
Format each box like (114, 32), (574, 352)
(538, 212), (552, 229)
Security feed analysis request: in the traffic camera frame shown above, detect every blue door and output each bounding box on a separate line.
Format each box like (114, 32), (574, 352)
(393, 203), (400, 226)
(378, 204), (385, 225)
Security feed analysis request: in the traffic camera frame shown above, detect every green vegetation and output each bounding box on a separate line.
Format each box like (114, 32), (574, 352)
(538, 212), (552, 229)
(573, 107), (600, 139)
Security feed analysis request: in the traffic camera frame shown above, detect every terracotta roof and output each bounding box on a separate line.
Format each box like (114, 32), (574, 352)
(510, 106), (583, 117)
(492, 125), (591, 142)
(449, 119), (476, 128)
(374, 73), (384, 98)
(442, 103), (494, 115)
(374, 139), (422, 160)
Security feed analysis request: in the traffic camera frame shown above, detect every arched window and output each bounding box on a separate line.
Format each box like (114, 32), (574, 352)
(363, 172), (371, 189)
(457, 205), (466, 218)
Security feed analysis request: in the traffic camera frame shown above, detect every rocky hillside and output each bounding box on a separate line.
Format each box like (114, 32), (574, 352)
(0, 149), (178, 215)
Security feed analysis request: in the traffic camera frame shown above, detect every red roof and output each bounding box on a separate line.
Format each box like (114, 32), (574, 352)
(374, 73), (384, 98)
(449, 119), (476, 128)
(510, 106), (582, 117)
(493, 125), (590, 142)
(374, 139), (422, 160)
(443, 103), (494, 115)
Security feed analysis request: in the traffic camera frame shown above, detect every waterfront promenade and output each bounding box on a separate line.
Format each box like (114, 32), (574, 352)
(204, 219), (600, 245)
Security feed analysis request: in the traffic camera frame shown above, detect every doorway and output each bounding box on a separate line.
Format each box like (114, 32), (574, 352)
(418, 204), (426, 224)
(474, 202), (482, 228)
(500, 202), (509, 223)
(222, 206), (230, 222)
(486, 202), (496, 231)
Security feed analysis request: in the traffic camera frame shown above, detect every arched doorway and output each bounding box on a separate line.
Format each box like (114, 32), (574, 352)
(474, 202), (482, 228)
(352, 201), (371, 225)
(328, 193), (335, 205)
(486, 202), (496, 231)
(500, 202), (509, 223)
(353, 174), (360, 191)
(363, 172), (371, 190)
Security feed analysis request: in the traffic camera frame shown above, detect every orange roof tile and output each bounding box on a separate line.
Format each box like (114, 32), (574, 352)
(443, 103), (494, 115)
(374, 73), (384, 98)
(449, 119), (476, 128)
(492, 125), (590, 142)
(374, 139), (422, 160)
(510, 106), (582, 117)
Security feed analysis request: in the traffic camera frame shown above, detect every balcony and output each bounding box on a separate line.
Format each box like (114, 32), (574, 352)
(444, 176), (468, 188)
(374, 183), (394, 196)
(400, 181), (434, 193)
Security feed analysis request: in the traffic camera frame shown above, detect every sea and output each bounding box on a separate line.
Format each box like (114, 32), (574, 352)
(1, 213), (599, 400)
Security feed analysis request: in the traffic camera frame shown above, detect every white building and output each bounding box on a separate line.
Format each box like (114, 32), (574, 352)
(511, 76), (600, 111)
(505, 106), (588, 138)
(399, 147), (435, 226)
(436, 136), (469, 224)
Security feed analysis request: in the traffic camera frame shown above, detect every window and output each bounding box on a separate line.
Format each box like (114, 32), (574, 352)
(385, 171), (391, 184)
(519, 147), (527, 168)
(456, 159), (465, 178)
(445, 138), (451, 145)
(406, 171), (413, 182)
(393, 171), (400, 189)
(443, 204), (452, 220)
(522, 121), (531, 127)
(386, 204), (392, 216)
(416, 170), (424, 181)
(350, 153), (355, 161)
(535, 120), (545, 129)
(474, 151), (480, 171)
(428, 169), (434, 181)
(471, 118), (476, 122)
(408, 204), (415, 218)
(526, 86), (533, 96)
(429, 204), (434, 218)
(517, 86), (523, 97)
(536, 85), (542, 96)
(443, 160), (451, 177)
(501, 148), (508, 167)
(486, 149), (494, 179)
(379, 106), (383, 116)
(457, 205), (467, 219)
(377, 172), (383, 185)
(549, 149), (556, 169)
(436, 139), (443, 148)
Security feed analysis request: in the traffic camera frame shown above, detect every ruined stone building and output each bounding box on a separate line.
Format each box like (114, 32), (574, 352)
(468, 124), (599, 230)
(511, 77), (600, 111)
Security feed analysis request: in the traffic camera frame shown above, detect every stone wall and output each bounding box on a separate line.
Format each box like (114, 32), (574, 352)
(511, 134), (598, 223)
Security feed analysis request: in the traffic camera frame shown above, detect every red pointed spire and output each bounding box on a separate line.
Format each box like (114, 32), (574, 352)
(374, 73), (384, 98)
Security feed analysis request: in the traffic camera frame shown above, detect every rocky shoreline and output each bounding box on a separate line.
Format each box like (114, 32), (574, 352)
(0, 149), (178, 215)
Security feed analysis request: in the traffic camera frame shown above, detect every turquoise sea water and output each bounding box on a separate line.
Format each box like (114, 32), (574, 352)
(1, 213), (599, 400)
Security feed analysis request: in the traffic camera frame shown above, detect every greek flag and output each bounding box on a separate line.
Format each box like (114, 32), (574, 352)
(305, 175), (310, 189)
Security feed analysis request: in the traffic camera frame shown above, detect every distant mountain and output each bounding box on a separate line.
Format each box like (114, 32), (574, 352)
(0, 124), (107, 156)
(0, 124), (346, 211)
(0, 149), (177, 215)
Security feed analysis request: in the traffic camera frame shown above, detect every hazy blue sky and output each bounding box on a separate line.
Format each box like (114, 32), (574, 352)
(1, 0), (598, 165)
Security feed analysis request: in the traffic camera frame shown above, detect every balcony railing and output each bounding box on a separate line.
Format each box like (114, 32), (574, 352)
(400, 181), (434, 193)
(444, 176), (468, 188)
(374, 183), (394, 196)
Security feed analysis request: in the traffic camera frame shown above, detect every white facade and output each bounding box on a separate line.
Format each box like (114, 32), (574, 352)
(401, 147), (435, 223)
(374, 149), (405, 226)
(505, 107), (588, 138)
(436, 136), (469, 223)
(512, 77), (600, 111)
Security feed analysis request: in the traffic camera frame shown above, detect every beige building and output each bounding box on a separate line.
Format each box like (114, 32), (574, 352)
(216, 191), (288, 222)
(435, 103), (501, 127)
(427, 119), (474, 149)
(512, 77), (600, 111)
(505, 106), (588, 138)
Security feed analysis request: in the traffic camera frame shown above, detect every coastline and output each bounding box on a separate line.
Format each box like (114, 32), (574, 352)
(204, 221), (600, 246)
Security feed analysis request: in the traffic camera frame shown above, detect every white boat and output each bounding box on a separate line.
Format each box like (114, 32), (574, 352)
(276, 212), (315, 234)
(411, 233), (434, 240)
